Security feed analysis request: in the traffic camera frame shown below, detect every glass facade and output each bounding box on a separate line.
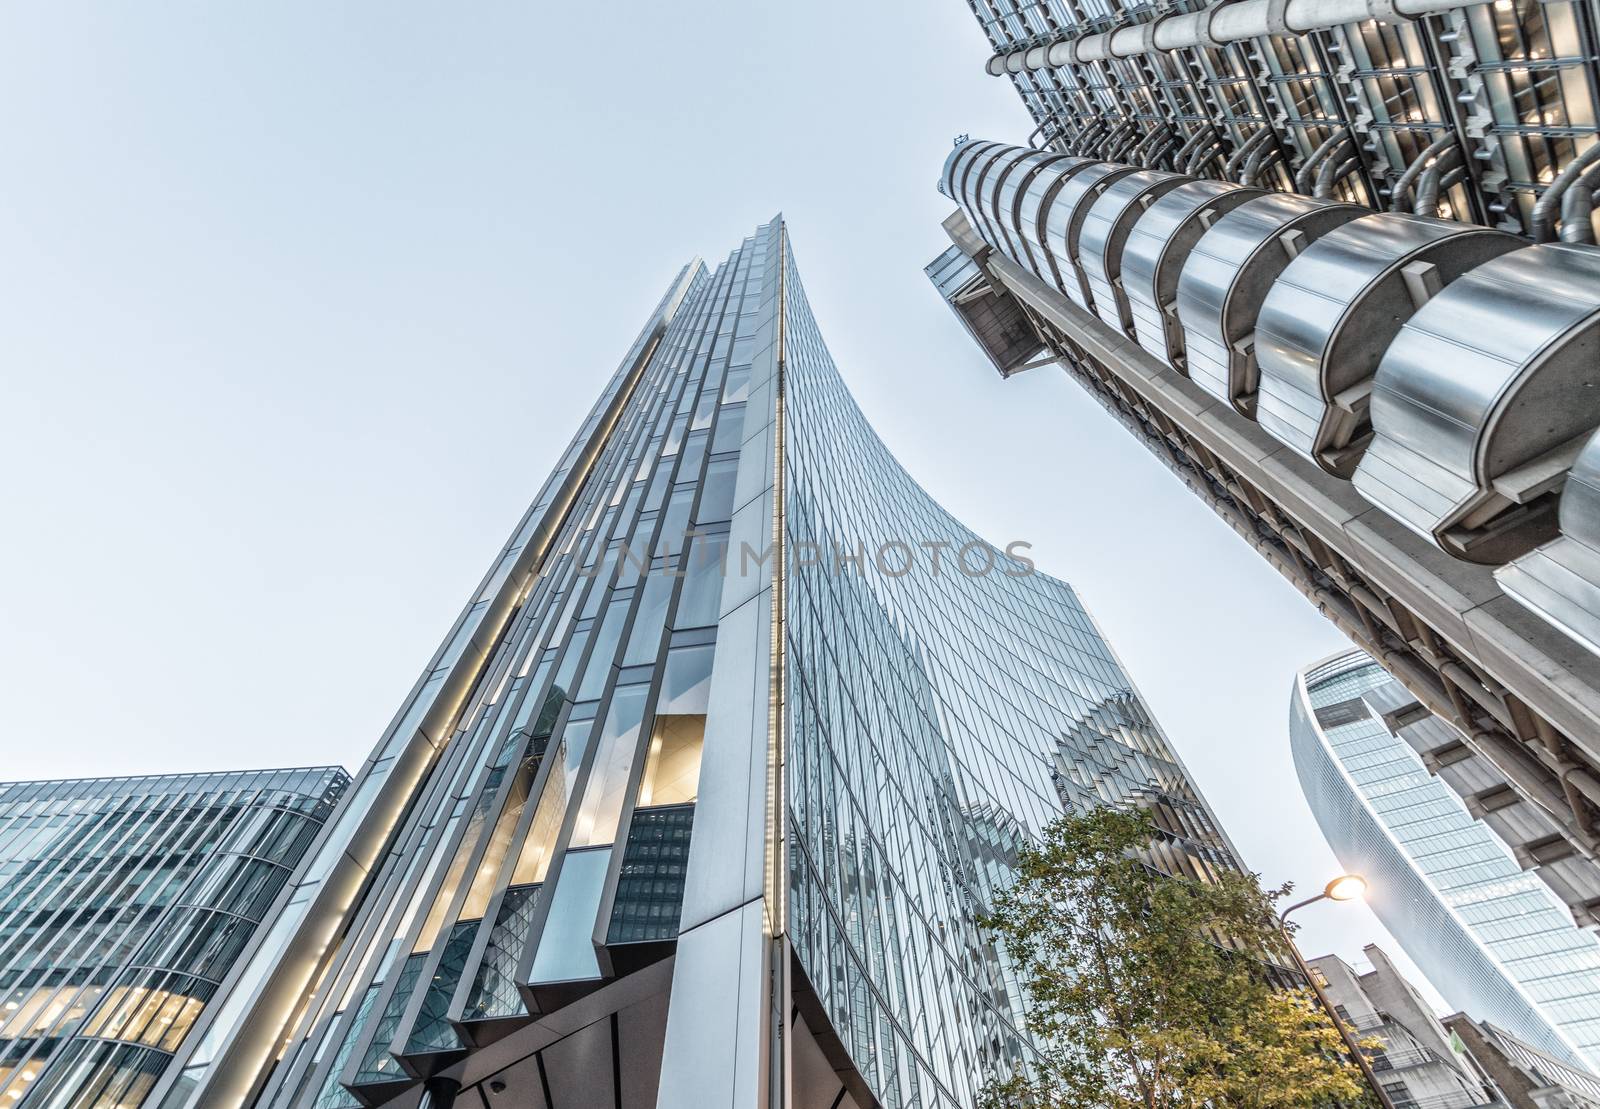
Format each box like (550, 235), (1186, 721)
(1291, 650), (1600, 1072)
(0, 768), (348, 1108)
(88, 219), (1253, 1109)
(778, 225), (1243, 1106)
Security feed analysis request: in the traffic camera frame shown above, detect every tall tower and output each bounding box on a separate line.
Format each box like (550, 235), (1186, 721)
(928, 131), (1600, 931)
(55, 220), (1250, 1109)
(1291, 650), (1600, 1071)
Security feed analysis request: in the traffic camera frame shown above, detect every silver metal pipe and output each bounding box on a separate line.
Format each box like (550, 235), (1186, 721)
(1413, 162), (1444, 215)
(1184, 130), (1225, 175)
(1190, 143), (1227, 178)
(1224, 128), (1272, 180)
(1412, 146), (1462, 214)
(1127, 122), (1170, 164)
(1099, 118), (1140, 161)
(1315, 154), (1361, 198)
(1174, 126), (1217, 170)
(1389, 135), (1457, 212)
(1243, 140), (1284, 185)
(1556, 160), (1600, 244)
(1147, 134), (1183, 172)
(987, 0), (1489, 72)
(1076, 117), (1110, 158)
(1532, 140), (1600, 241)
(1296, 131), (1352, 193)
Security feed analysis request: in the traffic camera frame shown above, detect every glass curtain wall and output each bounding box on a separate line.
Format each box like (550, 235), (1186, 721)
(0, 769), (348, 1108)
(1291, 650), (1600, 1071)
(58, 220), (1260, 1109)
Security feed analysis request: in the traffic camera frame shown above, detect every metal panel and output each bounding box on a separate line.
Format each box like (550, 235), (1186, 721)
(1015, 156), (1100, 289)
(1255, 214), (1523, 477)
(1076, 169), (1191, 336)
(1499, 426), (1600, 656)
(1042, 162), (1139, 310)
(655, 902), (769, 1109)
(1121, 179), (1264, 367)
(1356, 242), (1600, 561)
(1176, 192), (1366, 414)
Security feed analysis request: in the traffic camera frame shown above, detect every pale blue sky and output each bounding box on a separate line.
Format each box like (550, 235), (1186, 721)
(0, 3), (1433, 999)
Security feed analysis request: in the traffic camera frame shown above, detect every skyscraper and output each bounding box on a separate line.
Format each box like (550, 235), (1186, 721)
(927, 128), (1600, 926)
(1291, 649), (1600, 1072)
(57, 218), (1254, 1109)
(0, 768), (349, 1107)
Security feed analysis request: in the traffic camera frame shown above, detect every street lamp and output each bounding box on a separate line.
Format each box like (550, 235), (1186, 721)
(1280, 873), (1369, 920)
(1279, 874), (1396, 1109)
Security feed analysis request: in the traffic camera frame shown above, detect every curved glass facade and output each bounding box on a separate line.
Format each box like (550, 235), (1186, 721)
(79, 219), (1252, 1109)
(779, 229), (1244, 1107)
(1290, 650), (1600, 1071)
(0, 768), (348, 1108)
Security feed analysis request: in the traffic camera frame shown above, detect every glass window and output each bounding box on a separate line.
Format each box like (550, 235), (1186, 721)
(723, 366), (751, 403)
(659, 643), (714, 716)
(526, 847), (611, 984)
(637, 715), (704, 807)
(696, 458), (738, 525)
(569, 685), (648, 849)
(711, 403), (746, 454)
(673, 534), (727, 630)
(576, 597), (630, 702)
(622, 571), (674, 667)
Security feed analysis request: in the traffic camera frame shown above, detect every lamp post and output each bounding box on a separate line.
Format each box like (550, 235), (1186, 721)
(1279, 875), (1397, 1109)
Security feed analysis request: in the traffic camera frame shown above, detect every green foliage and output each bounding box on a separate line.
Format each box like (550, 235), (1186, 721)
(980, 807), (1375, 1109)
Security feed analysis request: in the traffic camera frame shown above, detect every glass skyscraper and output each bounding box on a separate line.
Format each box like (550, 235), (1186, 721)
(1291, 649), (1600, 1072)
(0, 768), (349, 1107)
(51, 218), (1255, 1109)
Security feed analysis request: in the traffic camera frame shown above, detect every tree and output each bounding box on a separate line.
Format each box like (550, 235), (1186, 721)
(979, 806), (1376, 1109)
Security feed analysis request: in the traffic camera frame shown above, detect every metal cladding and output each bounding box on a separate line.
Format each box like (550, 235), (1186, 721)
(1176, 193), (1367, 414)
(941, 137), (1600, 651)
(1077, 169), (1190, 335)
(1499, 426), (1600, 663)
(1044, 162), (1138, 312)
(965, 0), (1600, 244)
(1253, 213), (1523, 477)
(1358, 243), (1600, 562)
(1121, 179), (1266, 368)
(935, 135), (1600, 926)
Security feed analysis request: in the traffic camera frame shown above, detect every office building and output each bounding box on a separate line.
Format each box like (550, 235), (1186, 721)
(0, 768), (349, 1107)
(1446, 1013), (1600, 1108)
(46, 219), (1251, 1109)
(1311, 945), (1600, 1107)
(1292, 649), (1600, 1070)
(927, 122), (1600, 925)
(1309, 946), (1499, 1109)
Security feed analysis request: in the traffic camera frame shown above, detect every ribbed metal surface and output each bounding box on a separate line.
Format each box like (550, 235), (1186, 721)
(961, 0), (1600, 241)
(1121, 179), (1266, 366)
(931, 134), (1600, 930)
(1252, 213), (1521, 476)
